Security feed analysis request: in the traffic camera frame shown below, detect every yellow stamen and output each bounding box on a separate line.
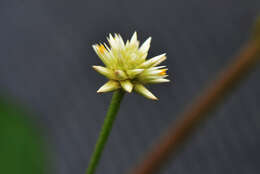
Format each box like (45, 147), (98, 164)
(159, 69), (167, 75)
(98, 44), (106, 54)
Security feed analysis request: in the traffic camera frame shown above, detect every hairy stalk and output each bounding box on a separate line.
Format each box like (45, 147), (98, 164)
(86, 89), (125, 174)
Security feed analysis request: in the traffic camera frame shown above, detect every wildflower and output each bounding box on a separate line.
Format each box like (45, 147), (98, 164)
(92, 32), (169, 100)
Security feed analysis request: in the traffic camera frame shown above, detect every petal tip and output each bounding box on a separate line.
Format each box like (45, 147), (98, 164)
(120, 80), (134, 93)
(124, 88), (133, 93)
(97, 89), (103, 93)
(151, 96), (159, 101)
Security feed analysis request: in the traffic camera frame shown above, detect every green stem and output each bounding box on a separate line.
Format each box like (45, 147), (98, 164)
(86, 89), (125, 174)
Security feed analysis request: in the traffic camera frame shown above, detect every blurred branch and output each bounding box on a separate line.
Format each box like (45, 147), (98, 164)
(129, 17), (260, 174)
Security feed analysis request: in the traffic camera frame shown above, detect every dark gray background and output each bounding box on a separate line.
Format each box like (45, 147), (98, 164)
(0, 0), (260, 174)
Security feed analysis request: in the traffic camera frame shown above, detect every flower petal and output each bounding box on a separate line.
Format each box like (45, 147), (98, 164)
(92, 66), (116, 79)
(107, 33), (118, 49)
(138, 53), (166, 68)
(140, 69), (168, 76)
(145, 78), (170, 84)
(117, 34), (125, 48)
(134, 84), (158, 100)
(97, 80), (120, 93)
(120, 80), (134, 93)
(149, 66), (167, 70)
(92, 44), (110, 66)
(139, 37), (151, 54)
(126, 69), (144, 79)
(114, 69), (128, 80)
(113, 33), (125, 49)
(130, 32), (137, 45)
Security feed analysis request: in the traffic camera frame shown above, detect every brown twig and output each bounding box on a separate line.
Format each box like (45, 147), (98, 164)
(129, 30), (260, 174)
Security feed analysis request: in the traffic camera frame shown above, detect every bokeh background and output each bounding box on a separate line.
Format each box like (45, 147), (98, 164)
(1, 0), (260, 174)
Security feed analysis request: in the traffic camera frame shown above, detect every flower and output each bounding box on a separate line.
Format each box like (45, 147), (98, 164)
(92, 32), (170, 100)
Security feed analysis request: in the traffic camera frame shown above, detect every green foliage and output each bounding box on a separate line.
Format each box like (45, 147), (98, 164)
(0, 97), (47, 174)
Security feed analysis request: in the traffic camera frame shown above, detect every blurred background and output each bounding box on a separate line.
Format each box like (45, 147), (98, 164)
(0, 0), (260, 174)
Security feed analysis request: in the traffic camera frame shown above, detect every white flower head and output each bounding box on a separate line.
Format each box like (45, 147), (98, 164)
(92, 32), (170, 100)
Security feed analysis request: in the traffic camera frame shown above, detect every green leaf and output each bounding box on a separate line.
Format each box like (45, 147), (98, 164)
(0, 97), (47, 174)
